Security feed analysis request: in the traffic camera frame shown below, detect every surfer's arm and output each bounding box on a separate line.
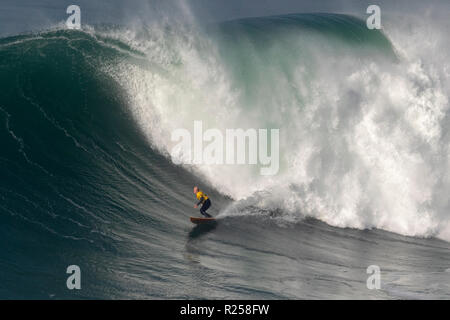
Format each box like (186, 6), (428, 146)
(196, 197), (204, 206)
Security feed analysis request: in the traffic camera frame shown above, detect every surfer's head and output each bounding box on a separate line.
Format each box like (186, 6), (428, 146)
(193, 186), (199, 194)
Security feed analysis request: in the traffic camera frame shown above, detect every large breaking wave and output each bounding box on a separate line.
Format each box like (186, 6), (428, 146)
(1, 11), (450, 252)
(106, 13), (450, 240)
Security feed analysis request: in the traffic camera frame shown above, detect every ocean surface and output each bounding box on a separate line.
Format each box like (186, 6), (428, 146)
(1, 4), (450, 299)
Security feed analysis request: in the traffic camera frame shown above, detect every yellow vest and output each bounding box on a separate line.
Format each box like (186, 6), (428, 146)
(196, 191), (208, 203)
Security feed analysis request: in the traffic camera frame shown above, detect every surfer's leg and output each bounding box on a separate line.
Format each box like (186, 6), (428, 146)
(200, 207), (210, 217)
(200, 199), (212, 217)
(200, 208), (211, 217)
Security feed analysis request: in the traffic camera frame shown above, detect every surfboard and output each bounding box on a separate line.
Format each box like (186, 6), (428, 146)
(190, 217), (216, 224)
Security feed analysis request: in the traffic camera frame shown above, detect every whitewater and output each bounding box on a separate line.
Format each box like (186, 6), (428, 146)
(105, 13), (450, 240)
(1, 6), (450, 299)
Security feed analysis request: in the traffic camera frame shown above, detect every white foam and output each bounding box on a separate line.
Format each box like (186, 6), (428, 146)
(101, 14), (450, 241)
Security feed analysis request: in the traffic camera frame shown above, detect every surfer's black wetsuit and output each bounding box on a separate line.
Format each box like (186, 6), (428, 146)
(200, 199), (211, 217)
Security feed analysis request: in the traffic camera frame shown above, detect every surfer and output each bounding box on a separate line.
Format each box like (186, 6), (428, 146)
(193, 186), (212, 217)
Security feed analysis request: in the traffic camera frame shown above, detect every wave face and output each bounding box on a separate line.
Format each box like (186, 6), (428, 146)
(1, 13), (450, 299)
(0, 29), (215, 298)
